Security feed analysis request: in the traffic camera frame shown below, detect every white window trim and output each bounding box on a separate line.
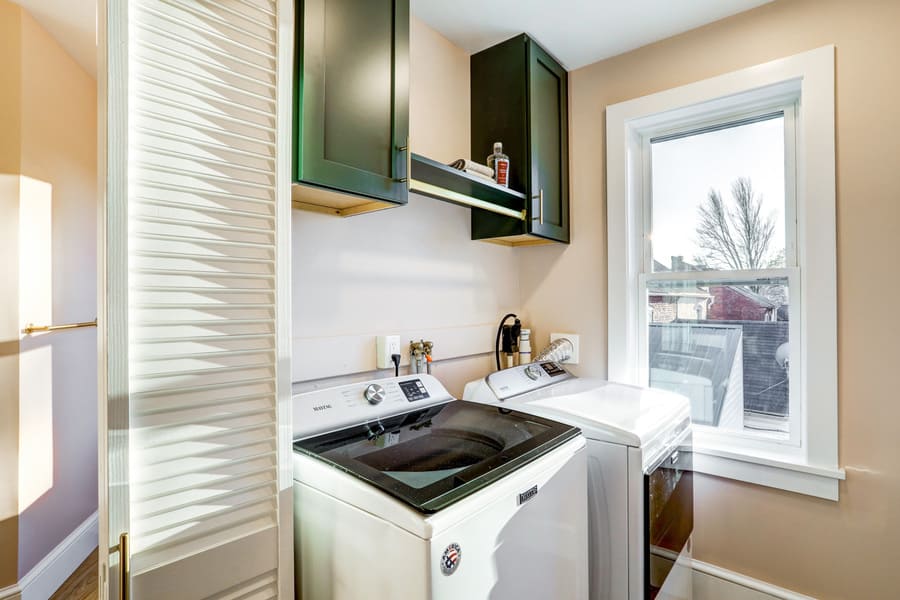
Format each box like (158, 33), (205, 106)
(606, 46), (844, 500)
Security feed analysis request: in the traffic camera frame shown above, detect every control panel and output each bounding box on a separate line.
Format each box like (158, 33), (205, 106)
(292, 374), (451, 440)
(397, 379), (431, 402)
(485, 361), (573, 401)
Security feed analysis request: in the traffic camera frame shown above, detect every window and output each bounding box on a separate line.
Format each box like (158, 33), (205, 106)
(607, 46), (843, 500)
(645, 110), (798, 444)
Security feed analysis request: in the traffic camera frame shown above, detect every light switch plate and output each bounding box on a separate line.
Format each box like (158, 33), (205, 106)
(376, 335), (401, 369)
(550, 333), (579, 364)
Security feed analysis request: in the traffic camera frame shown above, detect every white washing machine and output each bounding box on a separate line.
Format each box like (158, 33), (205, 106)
(292, 374), (588, 600)
(464, 362), (694, 600)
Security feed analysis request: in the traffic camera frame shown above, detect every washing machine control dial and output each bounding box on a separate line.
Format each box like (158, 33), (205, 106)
(364, 383), (386, 405)
(524, 365), (542, 381)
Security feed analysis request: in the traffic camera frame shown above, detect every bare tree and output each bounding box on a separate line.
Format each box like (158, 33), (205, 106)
(694, 177), (781, 270)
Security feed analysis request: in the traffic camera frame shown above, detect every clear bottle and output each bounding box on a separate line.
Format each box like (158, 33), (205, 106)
(487, 142), (510, 188)
(518, 328), (532, 364)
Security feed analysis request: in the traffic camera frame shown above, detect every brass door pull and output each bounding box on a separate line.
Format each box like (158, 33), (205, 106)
(532, 189), (544, 224)
(21, 319), (97, 335)
(397, 139), (410, 184)
(110, 532), (130, 600)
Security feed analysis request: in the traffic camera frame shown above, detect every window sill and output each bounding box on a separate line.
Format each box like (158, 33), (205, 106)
(692, 441), (845, 501)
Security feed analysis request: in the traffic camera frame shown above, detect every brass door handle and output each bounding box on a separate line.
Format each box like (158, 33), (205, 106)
(22, 318), (97, 335)
(120, 532), (130, 600)
(110, 532), (130, 600)
(532, 189), (544, 224)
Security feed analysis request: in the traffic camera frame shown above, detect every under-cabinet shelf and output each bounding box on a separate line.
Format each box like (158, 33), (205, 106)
(409, 154), (526, 221)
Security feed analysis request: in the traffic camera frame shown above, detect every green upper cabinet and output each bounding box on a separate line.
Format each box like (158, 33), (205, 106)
(471, 34), (569, 244)
(293, 0), (409, 216)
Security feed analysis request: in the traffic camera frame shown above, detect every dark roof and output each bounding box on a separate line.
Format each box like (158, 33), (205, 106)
(717, 285), (777, 309)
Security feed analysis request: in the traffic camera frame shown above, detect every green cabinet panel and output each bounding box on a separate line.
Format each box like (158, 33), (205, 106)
(294, 0), (409, 209)
(471, 34), (569, 244)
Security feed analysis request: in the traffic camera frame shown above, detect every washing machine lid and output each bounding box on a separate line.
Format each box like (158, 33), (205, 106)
(293, 399), (580, 514)
(474, 366), (690, 449)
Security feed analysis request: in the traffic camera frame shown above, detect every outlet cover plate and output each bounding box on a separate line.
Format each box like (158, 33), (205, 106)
(549, 333), (579, 364)
(376, 335), (401, 369)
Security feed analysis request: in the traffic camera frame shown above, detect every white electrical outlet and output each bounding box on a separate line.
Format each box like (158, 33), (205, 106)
(550, 333), (580, 364)
(376, 335), (401, 369)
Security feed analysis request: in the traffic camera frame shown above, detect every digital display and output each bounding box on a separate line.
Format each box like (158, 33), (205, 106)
(399, 379), (430, 402)
(540, 362), (566, 377)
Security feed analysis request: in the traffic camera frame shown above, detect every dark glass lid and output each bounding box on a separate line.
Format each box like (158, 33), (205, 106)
(294, 400), (581, 513)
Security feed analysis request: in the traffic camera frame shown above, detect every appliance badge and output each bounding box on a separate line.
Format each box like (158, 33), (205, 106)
(440, 543), (462, 576)
(517, 485), (538, 505)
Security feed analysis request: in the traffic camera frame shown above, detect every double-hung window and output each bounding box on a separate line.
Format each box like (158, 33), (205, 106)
(606, 46), (844, 500)
(645, 107), (798, 442)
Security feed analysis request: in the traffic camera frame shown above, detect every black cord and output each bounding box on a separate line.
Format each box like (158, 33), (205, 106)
(495, 313), (517, 371)
(391, 353), (401, 377)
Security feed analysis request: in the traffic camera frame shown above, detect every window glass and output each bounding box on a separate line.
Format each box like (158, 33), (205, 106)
(650, 115), (786, 272)
(646, 277), (790, 438)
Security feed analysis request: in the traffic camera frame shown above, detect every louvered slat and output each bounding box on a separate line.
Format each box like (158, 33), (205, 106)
(127, 0), (281, 579)
(203, 570), (279, 600)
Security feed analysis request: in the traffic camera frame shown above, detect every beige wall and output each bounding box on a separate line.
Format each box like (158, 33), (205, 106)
(292, 17), (517, 397)
(0, 170), (21, 589)
(517, 0), (900, 597)
(0, 0), (98, 584)
(409, 16), (470, 164)
(0, 0), (20, 175)
(0, 1), (23, 588)
(16, 7), (98, 578)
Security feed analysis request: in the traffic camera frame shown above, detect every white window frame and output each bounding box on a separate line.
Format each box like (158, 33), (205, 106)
(641, 104), (802, 449)
(606, 46), (844, 500)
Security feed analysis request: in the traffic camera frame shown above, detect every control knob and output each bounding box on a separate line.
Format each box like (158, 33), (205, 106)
(364, 383), (386, 405)
(524, 365), (542, 381)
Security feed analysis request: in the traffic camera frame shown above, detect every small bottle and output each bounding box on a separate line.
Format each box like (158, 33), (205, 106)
(487, 142), (510, 188)
(518, 329), (532, 365)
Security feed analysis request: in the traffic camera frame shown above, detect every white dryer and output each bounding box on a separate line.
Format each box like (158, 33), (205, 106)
(292, 374), (588, 600)
(465, 362), (694, 600)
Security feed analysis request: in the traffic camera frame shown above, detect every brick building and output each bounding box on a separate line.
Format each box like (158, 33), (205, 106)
(708, 285), (777, 321)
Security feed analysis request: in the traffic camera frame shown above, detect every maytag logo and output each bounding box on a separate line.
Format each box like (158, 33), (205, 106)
(312, 404), (332, 412)
(517, 485), (538, 505)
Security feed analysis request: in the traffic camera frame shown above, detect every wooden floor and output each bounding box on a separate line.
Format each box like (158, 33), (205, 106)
(50, 548), (98, 600)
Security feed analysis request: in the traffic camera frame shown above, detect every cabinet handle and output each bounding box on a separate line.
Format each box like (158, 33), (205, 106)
(397, 139), (410, 186)
(532, 189), (544, 224)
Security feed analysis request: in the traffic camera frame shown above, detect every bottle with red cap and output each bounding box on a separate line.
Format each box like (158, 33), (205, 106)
(487, 142), (509, 187)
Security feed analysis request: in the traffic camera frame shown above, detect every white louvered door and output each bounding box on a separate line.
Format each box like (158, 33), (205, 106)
(99, 1), (293, 598)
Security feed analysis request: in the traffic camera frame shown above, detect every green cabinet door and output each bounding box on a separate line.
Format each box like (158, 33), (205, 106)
(294, 0), (409, 206)
(528, 42), (569, 242)
(470, 34), (569, 244)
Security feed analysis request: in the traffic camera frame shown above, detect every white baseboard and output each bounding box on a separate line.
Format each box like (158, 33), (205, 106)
(17, 511), (98, 600)
(0, 584), (21, 600)
(693, 559), (816, 600)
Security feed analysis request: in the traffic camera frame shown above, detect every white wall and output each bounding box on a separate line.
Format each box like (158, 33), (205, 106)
(291, 18), (520, 397)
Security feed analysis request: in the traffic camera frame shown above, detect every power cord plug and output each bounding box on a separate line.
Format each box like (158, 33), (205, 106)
(391, 353), (401, 377)
(495, 313), (518, 371)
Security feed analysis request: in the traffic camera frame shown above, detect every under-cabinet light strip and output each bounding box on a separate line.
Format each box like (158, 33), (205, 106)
(410, 179), (526, 220)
